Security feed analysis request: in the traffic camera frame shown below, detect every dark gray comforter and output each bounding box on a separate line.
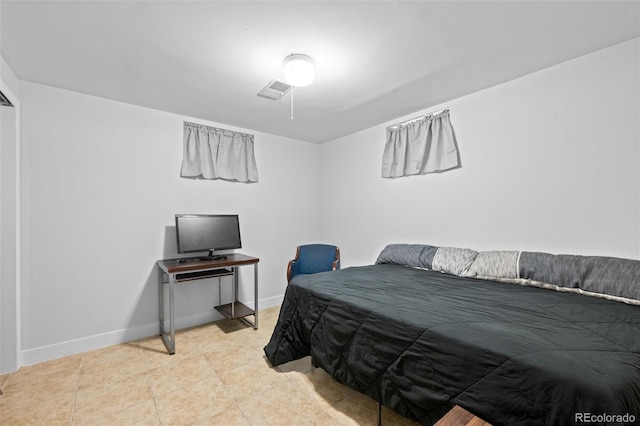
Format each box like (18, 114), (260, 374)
(264, 264), (640, 425)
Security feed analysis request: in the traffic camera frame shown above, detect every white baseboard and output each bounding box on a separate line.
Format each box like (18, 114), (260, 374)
(19, 294), (284, 368)
(254, 294), (283, 311)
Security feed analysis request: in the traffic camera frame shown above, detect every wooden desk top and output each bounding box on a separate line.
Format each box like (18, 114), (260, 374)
(158, 253), (259, 274)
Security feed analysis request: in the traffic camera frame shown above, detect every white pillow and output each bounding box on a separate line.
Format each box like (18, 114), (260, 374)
(432, 247), (478, 276)
(464, 251), (520, 279)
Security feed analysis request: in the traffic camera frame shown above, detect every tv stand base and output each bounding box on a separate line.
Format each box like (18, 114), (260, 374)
(199, 255), (227, 261)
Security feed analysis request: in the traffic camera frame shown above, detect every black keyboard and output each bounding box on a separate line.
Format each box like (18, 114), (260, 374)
(175, 268), (232, 281)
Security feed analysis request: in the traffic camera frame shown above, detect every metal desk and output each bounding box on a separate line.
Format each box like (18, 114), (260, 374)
(157, 253), (259, 354)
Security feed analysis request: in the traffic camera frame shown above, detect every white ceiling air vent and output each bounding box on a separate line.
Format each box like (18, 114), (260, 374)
(257, 79), (292, 100)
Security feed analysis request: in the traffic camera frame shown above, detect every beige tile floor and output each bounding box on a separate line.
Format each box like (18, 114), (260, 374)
(0, 306), (486, 425)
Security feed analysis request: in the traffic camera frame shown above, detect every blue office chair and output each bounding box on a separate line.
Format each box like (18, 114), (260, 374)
(287, 244), (341, 283)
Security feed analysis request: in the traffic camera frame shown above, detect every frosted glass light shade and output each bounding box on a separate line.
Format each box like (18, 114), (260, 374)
(283, 54), (315, 87)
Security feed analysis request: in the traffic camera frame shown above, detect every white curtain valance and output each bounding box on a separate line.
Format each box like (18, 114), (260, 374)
(181, 122), (258, 183)
(382, 110), (460, 178)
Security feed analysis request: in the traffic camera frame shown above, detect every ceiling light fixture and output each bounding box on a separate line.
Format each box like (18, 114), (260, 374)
(283, 53), (315, 87)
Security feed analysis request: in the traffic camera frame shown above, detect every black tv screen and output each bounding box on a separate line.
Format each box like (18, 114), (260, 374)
(175, 214), (241, 256)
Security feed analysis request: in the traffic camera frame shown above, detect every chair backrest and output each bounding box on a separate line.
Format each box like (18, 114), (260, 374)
(297, 244), (339, 275)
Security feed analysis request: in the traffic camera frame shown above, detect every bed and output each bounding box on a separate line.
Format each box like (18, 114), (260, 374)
(264, 244), (640, 426)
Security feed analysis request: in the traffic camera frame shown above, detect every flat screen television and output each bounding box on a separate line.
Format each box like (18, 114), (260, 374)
(175, 214), (241, 259)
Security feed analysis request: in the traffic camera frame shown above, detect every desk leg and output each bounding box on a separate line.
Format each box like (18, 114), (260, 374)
(159, 271), (164, 336)
(237, 262), (259, 330)
(159, 272), (176, 355)
(232, 267), (237, 318)
(169, 274), (175, 353)
(254, 262), (259, 329)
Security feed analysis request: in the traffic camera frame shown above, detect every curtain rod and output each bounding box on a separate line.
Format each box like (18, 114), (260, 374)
(183, 120), (253, 137)
(390, 108), (449, 129)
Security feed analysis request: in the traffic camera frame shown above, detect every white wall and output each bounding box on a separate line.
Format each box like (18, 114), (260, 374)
(14, 37), (640, 369)
(0, 55), (21, 374)
(19, 82), (323, 364)
(320, 38), (640, 267)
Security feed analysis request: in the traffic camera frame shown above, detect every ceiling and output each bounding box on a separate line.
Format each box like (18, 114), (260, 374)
(1, 1), (639, 143)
